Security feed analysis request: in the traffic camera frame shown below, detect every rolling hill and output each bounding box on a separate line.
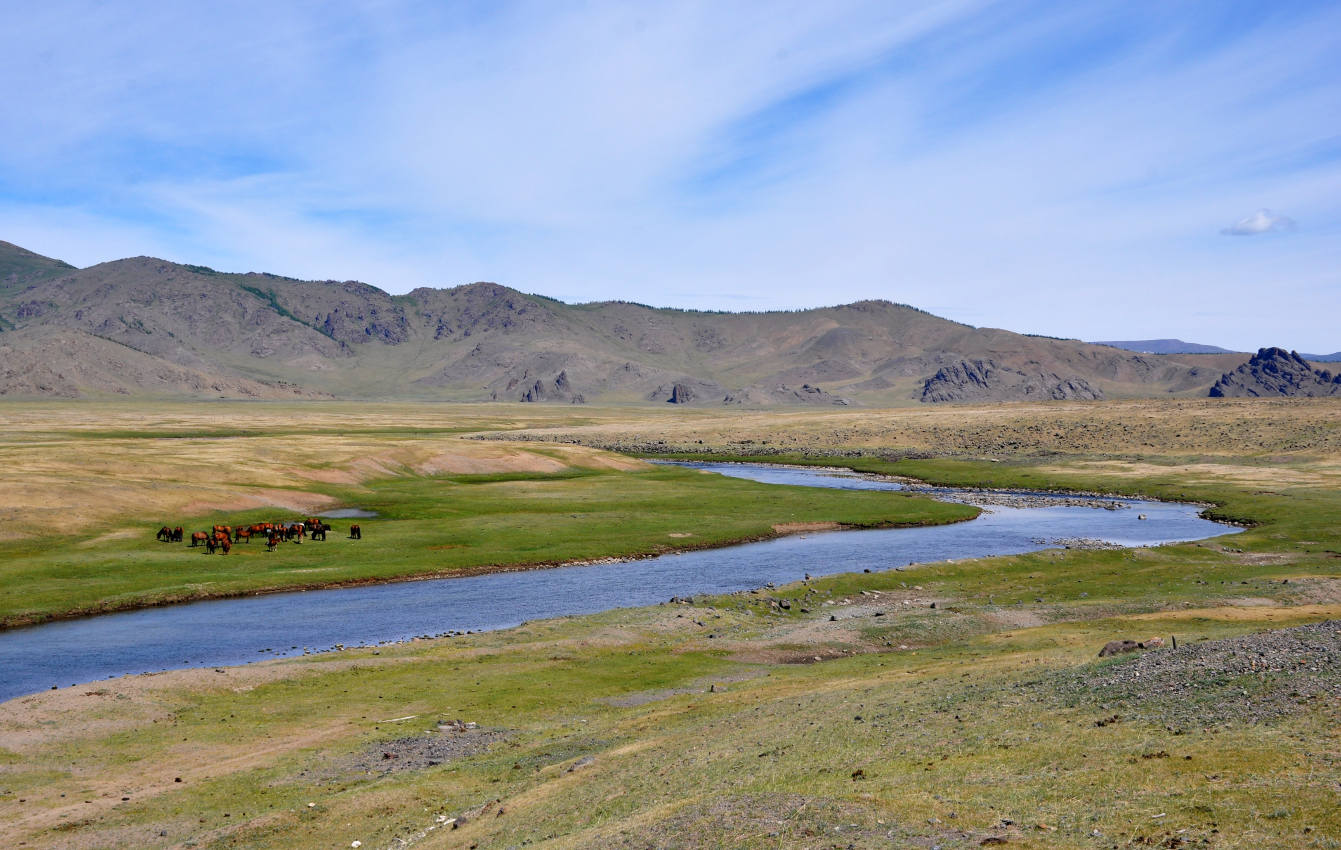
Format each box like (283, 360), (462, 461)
(0, 240), (1254, 404)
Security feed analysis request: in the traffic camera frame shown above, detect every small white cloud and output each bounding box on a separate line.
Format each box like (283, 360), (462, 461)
(1220, 208), (1296, 236)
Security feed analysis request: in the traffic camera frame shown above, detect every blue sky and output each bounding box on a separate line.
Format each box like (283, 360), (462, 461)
(2, 0), (1338, 351)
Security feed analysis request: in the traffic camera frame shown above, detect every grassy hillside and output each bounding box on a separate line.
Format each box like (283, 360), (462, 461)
(0, 244), (1249, 403)
(0, 240), (74, 292)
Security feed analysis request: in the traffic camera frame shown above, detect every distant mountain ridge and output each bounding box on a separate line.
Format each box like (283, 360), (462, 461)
(0, 239), (1305, 405)
(1094, 338), (1237, 355)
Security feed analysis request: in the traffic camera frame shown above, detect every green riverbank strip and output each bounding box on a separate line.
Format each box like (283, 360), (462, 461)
(0, 464), (975, 628)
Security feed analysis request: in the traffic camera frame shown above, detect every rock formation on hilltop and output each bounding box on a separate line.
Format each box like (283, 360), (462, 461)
(1209, 348), (1341, 398)
(919, 359), (1104, 403)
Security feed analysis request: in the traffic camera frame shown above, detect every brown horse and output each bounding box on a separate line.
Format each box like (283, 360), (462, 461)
(172, 526), (184, 542)
(233, 528), (251, 544)
(309, 522), (327, 541)
(156, 526), (172, 542)
(266, 532), (281, 551)
(349, 524), (361, 540)
(190, 531), (209, 547)
(212, 525), (232, 541)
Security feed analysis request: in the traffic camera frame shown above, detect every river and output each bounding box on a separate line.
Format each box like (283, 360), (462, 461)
(0, 462), (1238, 701)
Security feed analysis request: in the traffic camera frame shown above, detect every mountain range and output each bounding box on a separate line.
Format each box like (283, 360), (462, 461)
(0, 239), (1321, 405)
(1095, 338), (1341, 362)
(1092, 338), (1237, 355)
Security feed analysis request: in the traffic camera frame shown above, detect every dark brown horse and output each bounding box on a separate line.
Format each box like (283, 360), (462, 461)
(172, 526), (184, 542)
(156, 526), (172, 542)
(266, 532), (281, 551)
(349, 524), (361, 539)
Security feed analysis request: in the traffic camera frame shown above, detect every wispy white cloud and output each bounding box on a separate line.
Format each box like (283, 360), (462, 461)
(1, 0), (1339, 350)
(1220, 208), (1297, 236)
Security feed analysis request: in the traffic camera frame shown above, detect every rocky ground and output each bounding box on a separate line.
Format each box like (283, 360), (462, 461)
(1041, 620), (1341, 730)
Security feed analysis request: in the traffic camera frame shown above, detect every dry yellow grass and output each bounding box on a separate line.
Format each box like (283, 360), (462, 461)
(0, 402), (646, 538)
(491, 397), (1341, 462)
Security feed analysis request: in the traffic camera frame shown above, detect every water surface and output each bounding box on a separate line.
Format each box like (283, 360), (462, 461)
(0, 462), (1237, 701)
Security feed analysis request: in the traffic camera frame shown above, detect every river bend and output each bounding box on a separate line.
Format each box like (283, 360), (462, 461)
(0, 462), (1237, 701)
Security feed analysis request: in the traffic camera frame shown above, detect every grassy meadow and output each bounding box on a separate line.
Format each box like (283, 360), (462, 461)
(1, 398), (1339, 849)
(0, 402), (972, 626)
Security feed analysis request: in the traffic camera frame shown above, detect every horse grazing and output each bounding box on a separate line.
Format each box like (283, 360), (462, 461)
(156, 526), (173, 542)
(349, 524), (361, 540)
(233, 528), (251, 544)
(172, 526), (184, 542)
(309, 523), (327, 541)
(190, 531), (209, 547)
(266, 532), (281, 551)
(212, 525), (232, 541)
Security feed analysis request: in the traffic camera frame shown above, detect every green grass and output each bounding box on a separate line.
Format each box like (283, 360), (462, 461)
(0, 465), (974, 627)
(4, 407), (1340, 848)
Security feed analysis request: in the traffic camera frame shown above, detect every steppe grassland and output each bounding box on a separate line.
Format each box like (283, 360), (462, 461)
(0, 401), (648, 538)
(0, 401), (972, 625)
(1, 398), (1339, 849)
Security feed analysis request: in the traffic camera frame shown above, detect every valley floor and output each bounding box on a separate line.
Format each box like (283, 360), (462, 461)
(1, 398), (1338, 849)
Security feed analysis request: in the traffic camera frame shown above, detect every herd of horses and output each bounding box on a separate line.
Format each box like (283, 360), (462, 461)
(155, 519), (362, 554)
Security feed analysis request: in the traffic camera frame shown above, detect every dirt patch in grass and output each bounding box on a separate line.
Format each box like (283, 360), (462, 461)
(0, 654), (400, 754)
(1043, 619), (1341, 730)
(1279, 577), (1341, 606)
(770, 521), (841, 534)
(724, 593), (940, 664)
(305, 723), (508, 783)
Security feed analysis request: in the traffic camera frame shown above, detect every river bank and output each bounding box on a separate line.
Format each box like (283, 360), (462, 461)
(0, 463), (1234, 702)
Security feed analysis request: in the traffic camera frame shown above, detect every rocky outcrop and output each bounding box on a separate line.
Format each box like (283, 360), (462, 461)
(1209, 347), (1341, 398)
(645, 379), (726, 405)
(1098, 636), (1165, 657)
(723, 383), (850, 406)
(919, 359), (1104, 403)
(520, 370), (584, 403)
